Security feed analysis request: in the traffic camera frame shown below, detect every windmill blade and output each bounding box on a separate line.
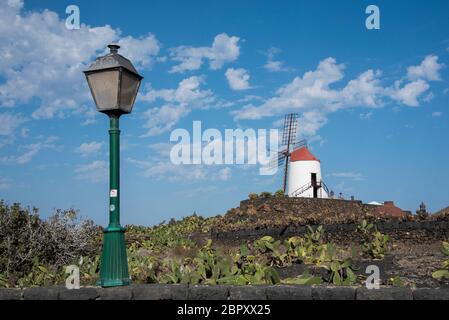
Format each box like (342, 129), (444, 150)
(267, 154), (286, 170)
(281, 113), (299, 147)
(279, 113), (298, 193)
(281, 114), (290, 146)
(292, 139), (308, 150)
(265, 151), (287, 171)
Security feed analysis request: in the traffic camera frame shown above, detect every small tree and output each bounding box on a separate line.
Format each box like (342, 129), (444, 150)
(248, 193), (259, 200)
(275, 189), (285, 197)
(260, 192), (272, 199)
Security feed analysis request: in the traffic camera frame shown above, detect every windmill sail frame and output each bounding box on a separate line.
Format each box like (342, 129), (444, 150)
(281, 113), (298, 193)
(263, 113), (302, 194)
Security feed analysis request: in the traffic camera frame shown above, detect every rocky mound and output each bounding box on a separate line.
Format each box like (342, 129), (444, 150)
(213, 197), (411, 233)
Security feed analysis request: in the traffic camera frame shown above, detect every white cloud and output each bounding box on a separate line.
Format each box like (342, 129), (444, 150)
(423, 92), (435, 102)
(407, 55), (444, 81)
(233, 57), (355, 135)
(232, 56), (436, 136)
(169, 33), (240, 73)
(298, 111), (328, 137)
(263, 47), (290, 72)
(128, 158), (206, 181)
(0, 136), (62, 165)
(143, 104), (190, 137)
(225, 68), (251, 90)
(218, 167), (232, 181)
(140, 76), (215, 136)
(360, 111), (373, 120)
(141, 76), (213, 104)
(116, 34), (161, 68)
(31, 98), (79, 120)
(329, 172), (364, 181)
(0, 1), (161, 121)
(81, 108), (97, 126)
(148, 142), (173, 157)
(389, 80), (430, 107)
(432, 111), (443, 117)
(265, 60), (287, 73)
(21, 127), (30, 138)
(232, 57), (347, 121)
(75, 141), (103, 157)
(126, 143), (234, 182)
(340, 70), (384, 108)
(334, 181), (354, 194)
(0, 113), (26, 139)
(127, 156), (235, 182)
(74, 160), (107, 183)
(236, 95), (264, 104)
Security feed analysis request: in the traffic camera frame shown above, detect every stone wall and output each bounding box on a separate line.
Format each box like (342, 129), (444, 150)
(1, 284), (449, 300)
(212, 220), (449, 244)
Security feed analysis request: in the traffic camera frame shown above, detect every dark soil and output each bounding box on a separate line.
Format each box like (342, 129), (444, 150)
(391, 242), (449, 288)
(271, 242), (449, 288)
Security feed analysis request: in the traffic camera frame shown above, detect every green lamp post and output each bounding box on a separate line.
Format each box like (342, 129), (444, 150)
(83, 44), (143, 287)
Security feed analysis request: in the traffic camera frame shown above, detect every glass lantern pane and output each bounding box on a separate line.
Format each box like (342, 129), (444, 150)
(119, 71), (141, 113)
(87, 70), (119, 112)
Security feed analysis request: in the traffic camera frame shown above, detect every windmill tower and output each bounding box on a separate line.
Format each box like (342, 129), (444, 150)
(287, 146), (329, 198)
(268, 113), (329, 198)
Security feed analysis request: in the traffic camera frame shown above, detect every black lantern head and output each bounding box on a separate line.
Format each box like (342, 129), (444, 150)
(84, 44), (143, 116)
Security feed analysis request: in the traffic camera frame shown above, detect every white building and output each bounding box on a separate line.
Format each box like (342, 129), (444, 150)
(287, 146), (329, 198)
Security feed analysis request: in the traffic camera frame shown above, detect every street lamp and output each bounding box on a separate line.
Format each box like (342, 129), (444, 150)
(84, 44), (143, 287)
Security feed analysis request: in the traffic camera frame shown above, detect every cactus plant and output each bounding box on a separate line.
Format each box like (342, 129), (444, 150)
(432, 242), (449, 280)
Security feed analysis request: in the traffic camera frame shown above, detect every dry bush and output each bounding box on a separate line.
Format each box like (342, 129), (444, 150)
(0, 200), (101, 284)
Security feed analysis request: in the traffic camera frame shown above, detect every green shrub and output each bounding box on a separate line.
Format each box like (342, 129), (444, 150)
(316, 244), (358, 286)
(248, 193), (259, 200)
(126, 214), (215, 252)
(157, 239), (281, 285)
(358, 220), (390, 259)
(274, 189), (285, 197)
(389, 276), (405, 287)
(259, 192), (272, 198)
(283, 270), (322, 285)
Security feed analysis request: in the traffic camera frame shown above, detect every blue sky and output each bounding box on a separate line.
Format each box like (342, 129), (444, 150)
(0, 0), (448, 226)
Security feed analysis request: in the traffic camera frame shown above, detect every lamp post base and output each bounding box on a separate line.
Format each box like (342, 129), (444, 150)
(97, 226), (130, 288)
(97, 278), (130, 287)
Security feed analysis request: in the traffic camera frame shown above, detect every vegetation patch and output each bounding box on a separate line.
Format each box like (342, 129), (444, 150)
(432, 242), (449, 281)
(0, 200), (448, 289)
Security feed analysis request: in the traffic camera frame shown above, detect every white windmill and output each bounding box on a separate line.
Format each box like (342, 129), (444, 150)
(268, 113), (330, 198)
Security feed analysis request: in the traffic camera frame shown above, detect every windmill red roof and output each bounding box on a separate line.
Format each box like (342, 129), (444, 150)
(290, 147), (319, 162)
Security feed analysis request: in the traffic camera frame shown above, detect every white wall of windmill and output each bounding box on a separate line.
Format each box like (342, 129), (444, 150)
(287, 160), (328, 198)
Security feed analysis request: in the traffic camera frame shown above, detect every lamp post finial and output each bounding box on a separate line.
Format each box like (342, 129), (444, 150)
(108, 44), (120, 54)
